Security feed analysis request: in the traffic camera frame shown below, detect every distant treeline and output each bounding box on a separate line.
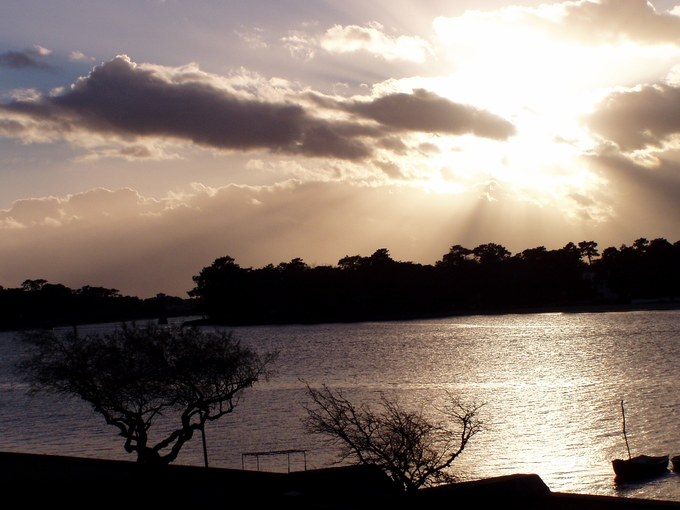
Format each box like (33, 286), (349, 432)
(189, 238), (680, 325)
(5, 237), (680, 330)
(0, 280), (195, 330)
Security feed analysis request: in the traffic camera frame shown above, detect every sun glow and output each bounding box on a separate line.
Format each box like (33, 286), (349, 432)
(406, 107), (594, 201)
(383, 6), (680, 212)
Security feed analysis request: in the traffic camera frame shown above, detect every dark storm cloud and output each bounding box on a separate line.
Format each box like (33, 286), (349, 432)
(315, 88), (516, 140)
(377, 136), (408, 155)
(0, 56), (370, 160)
(0, 49), (59, 72)
(585, 83), (680, 150)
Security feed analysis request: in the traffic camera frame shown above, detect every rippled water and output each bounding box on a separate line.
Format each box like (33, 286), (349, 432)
(3, 310), (680, 500)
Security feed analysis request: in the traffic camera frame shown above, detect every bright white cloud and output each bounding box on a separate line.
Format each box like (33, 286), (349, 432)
(33, 45), (51, 56)
(68, 50), (94, 61)
(282, 30), (317, 60)
(320, 23), (432, 62)
(434, 0), (680, 48)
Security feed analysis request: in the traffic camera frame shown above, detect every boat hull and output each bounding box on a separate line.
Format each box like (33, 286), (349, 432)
(612, 455), (669, 481)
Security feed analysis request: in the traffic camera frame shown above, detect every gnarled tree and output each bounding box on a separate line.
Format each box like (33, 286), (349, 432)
(304, 385), (483, 491)
(17, 323), (276, 465)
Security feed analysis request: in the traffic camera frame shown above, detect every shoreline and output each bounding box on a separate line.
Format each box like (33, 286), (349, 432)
(4, 301), (679, 332)
(185, 301), (680, 328)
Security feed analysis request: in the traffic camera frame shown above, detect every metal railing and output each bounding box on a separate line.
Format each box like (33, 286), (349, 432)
(241, 449), (308, 473)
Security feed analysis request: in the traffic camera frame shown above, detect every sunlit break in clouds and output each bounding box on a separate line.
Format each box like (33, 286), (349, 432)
(3, 0), (680, 297)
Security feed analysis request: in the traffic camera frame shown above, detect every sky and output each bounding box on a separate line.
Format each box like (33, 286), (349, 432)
(3, 0), (680, 297)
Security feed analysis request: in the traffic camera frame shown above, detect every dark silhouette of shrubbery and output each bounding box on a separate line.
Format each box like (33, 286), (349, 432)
(7, 237), (680, 329)
(190, 238), (680, 325)
(0, 281), (194, 330)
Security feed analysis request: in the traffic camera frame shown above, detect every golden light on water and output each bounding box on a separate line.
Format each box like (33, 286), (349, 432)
(4, 300), (680, 499)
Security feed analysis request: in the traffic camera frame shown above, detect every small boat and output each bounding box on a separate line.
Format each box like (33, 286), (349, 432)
(612, 455), (669, 481)
(611, 401), (668, 481)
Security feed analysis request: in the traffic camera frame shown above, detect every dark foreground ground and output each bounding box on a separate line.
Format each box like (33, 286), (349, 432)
(3, 452), (680, 509)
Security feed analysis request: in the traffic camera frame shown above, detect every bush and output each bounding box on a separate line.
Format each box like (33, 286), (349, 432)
(304, 385), (483, 491)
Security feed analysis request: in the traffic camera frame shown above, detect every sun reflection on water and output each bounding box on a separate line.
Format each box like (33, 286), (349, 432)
(3, 311), (680, 500)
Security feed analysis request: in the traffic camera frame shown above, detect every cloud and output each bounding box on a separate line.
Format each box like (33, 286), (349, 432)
(373, 159), (407, 179)
(0, 180), (607, 297)
(320, 22), (432, 62)
(434, 0), (680, 48)
(585, 150), (680, 234)
(0, 55), (374, 160)
(282, 31), (317, 60)
(337, 89), (516, 140)
(377, 136), (409, 155)
(235, 28), (268, 50)
(0, 188), (151, 228)
(283, 22), (432, 63)
(1, 196), (62, 226)
(545, 0), (680, 46)
(568, 192), (596, 207)
(5, 148), (680, 298)
(584, 82), (680, 150)
(76, 143), (180, 161)
(0, 56), (517, 162)
(68, 50), (95, 62)
(0, 47), (60, 72)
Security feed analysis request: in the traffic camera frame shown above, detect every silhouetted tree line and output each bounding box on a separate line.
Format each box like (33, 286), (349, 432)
(6, 237), (680, 329)
(189, 238), (680, 325)
(0, 280), (194, 330)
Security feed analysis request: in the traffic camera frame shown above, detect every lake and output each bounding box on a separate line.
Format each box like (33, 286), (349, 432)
(2, 310), (680, 500)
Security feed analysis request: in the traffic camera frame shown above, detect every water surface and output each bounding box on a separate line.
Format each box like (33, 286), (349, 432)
(2, 311), (680, 500)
